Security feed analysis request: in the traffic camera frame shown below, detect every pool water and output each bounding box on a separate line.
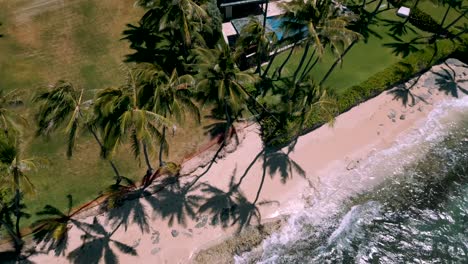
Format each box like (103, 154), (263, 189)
(266, 16), (307, 40)
(265, 16), (285, 40)
(231, 15), (306, 41)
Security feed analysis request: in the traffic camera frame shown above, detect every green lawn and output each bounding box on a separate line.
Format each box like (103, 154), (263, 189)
(1, 0), (466, 229)
(268, 0), (468, 93)
(0, 0), (216, 227)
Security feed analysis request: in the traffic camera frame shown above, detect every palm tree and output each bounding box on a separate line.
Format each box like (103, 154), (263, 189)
(93, 68), (169, 178)
(279, 0), (360, 82)
(0, 193), (30, 262)
(0, 88), (26, 135)
(31, 195), (79, 256)
(195, 44), (258, 142)
(0, 134), (45, 257)
(124, 0), (209, 72)
(136, 64), (200, 167)
(234, 18), (278, 76)
(33, 80), (124, 185)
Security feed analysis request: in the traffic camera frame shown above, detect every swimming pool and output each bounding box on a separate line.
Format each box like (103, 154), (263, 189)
(231, 15), (305, 41)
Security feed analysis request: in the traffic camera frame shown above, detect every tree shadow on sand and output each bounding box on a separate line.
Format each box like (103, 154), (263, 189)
(67, 217), (137, 264)
(198, 147), (304, 232)
(150, 179), (204, 227)
(198, 174), (263, 232)
(0, 248), (40, 264)
(104, 176), (178, 233)
(432, 62), (468, 98)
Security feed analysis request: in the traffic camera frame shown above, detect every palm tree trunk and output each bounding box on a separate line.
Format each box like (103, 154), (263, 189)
(13, 172), (23, 257)
(88, 126), (122, 184)
(158, 126), (166, 167)
(143, 142), (153, 175)
(223, 103), (232, 145)
(293, 43), (310, 82)
(274, 43), (296, 80)
(320, 40), (357, 86)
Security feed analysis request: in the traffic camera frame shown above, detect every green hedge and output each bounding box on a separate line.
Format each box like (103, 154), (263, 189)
(262, 37), (468, 147)
(409, 8), (449, 35)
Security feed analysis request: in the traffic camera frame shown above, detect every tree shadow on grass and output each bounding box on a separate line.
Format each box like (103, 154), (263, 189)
(67, 218), (137, 264)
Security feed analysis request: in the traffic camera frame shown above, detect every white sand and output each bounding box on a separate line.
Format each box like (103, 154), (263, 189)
(28, 60), (468, 263)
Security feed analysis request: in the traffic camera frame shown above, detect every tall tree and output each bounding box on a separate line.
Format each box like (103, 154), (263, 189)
(279, 0), (360, 83)
(136, 64), (200, 167)
(195, 44), (258, 142)
(123, 0), (210, 74)
(0, 89), (26, 135)
(30, 195), (80, 256)
(34, 81), (124, 185)
(0, 134), (44, 257)
(93, 68), (169, 178)
(235, 18), (278, 76)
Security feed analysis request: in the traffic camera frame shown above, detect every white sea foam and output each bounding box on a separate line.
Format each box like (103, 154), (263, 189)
(236, 95), (468, 264)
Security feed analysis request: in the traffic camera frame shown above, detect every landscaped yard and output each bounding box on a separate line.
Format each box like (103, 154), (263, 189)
(268, 0), (468, 93)
(0, 0), (466, 228)
(0, 0), (216, 226)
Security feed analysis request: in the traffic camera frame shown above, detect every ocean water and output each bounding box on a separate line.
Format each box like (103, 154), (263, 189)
(236, 96), (468, 264)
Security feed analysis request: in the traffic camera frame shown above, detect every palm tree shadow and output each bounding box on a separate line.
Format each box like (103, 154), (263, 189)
(105, 176), (178, 233)
(198, 175), (263, 233)
(105, 188), (152, 234)
(198, 174), (238, 228)
(387, 84), (428, 107)
(150, 179), (204, 227)
(67, 217), (137, 264)
(0, 249), (39, 264)
(432, 63), (468, 98)
(264, 148), (306, 183)
(31, 194), (76, 257)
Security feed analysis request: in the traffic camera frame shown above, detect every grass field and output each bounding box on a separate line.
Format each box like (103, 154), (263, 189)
(0, 0), (216, 226)
(269, 0), (468, 92)
(1, 0), (466, 228)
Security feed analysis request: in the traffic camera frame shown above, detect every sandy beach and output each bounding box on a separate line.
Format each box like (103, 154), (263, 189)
(27, 59), (468, 263)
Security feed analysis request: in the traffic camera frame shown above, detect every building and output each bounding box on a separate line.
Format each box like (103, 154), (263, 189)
(218, 0), (268, 19)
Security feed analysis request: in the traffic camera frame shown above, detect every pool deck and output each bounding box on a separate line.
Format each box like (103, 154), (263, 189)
(221, 0), (289, 44)
(261, 0), (289, 17)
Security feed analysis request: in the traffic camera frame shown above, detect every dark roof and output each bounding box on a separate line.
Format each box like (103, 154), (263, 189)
(219, 0), (267, 7)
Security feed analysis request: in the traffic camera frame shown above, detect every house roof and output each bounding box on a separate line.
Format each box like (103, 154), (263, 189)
(219, 0), (267, 8)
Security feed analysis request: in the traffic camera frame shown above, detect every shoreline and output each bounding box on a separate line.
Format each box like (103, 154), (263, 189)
(27, 59), (468, 263)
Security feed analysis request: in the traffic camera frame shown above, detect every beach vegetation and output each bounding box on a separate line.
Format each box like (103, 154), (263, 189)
(0, 0), (467, 261)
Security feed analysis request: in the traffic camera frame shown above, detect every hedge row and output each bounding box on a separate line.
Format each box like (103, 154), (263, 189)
(262, 37), (468, 147)
(409, 8), (450, 36)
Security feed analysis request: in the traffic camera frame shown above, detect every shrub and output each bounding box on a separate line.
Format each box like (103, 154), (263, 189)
(408, 8), (449, 35)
